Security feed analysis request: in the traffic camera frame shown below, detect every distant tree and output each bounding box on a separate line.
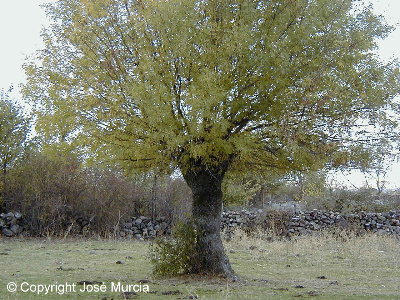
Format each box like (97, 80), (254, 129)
(23, 0), (399, 278)
(0, 88), (30, 208)
(223, 169), (284, 207)
(291, 170), (328, 203)
(222, 172), (262, 206)
(359, 139), (397, 195)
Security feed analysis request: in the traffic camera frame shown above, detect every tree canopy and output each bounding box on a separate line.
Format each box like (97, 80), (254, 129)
(0, 89), (30, 176)
(24, 0), (400, 175)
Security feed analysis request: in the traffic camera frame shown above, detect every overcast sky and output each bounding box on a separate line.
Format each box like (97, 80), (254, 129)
(0, 0), (399, 188)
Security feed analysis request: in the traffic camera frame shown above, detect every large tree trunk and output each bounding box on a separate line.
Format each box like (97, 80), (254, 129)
(182, 160), (235, 279)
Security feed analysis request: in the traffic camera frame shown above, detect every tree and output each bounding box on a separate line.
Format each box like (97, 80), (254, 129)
(222, 168), (284, 207)
(360, 139), (397, 195)
(0, 88), (30, 208)
(23, 0), (399, 278)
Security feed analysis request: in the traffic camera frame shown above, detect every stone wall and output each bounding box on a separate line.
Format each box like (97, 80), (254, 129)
(220, 209), (400, 236)
(118, 216), (172, 239)
(1, 209), (400, 238)
(288, 210), (400, 235)
(118, 209), (400, 239)
(0, 212), (25, 237)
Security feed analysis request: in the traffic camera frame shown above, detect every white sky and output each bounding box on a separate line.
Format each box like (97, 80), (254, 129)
(0, 0), (52, 92)
(0, 0), (400, 188)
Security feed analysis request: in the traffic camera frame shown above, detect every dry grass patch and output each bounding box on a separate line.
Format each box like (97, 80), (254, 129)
(224, 229), (400, 298)
(0, 232), (399, 299)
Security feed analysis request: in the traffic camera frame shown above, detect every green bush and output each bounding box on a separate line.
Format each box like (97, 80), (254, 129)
(151, 221), (198, 276)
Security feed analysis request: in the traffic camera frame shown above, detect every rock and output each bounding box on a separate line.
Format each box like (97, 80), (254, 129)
(77, 280), (103, 285)
(137, 279), (150, 283)
(377, 229), (388, 235)
(10, 224), (21, 234)
(310, 222), (320, 230)
(4, 212), (14, 219)
(121, 291), (137, 299)
(124, 222), (133, 229)
(161, 290), (182, 295)
(124, 229), (133, 235)
(2, 228), (14, 237)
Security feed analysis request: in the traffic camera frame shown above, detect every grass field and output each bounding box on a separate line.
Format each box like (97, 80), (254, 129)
(0, 231), (399, 299)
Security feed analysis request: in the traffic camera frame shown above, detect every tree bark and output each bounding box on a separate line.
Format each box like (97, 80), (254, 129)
(182, 160), (235, 279)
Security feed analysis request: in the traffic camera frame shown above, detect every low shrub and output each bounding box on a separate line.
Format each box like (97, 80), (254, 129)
(150, 221), (198, 276)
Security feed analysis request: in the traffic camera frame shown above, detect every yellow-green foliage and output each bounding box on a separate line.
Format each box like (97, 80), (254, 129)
(223, 177), (260, 206)
(0, 89), (30, 177)
(23, 0), (399, 174)
(222, 169), (283, 206)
